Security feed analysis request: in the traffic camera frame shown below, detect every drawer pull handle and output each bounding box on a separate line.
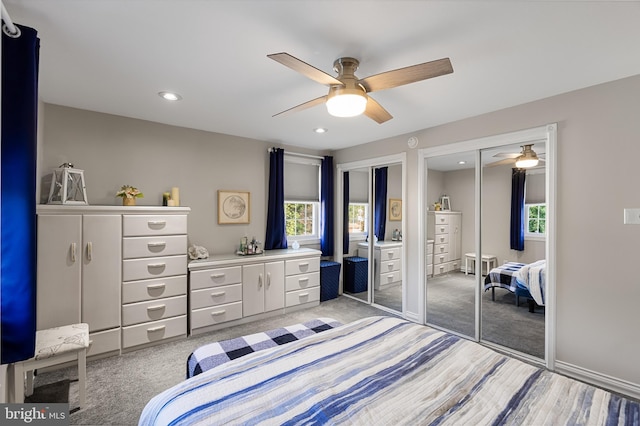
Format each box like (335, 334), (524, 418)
(147, 242), (166, 248)
(210, 291), (225, 297)
(148, 263), (166, 268)
(211, 310), (226, 316)
(211, 273), (225, 279)
(298, 292), (309, 298)
(147, 283), (166, 290)
(148, 220), (166, 226)
(147, 325), (166, 332)
(147, 304), (166, 311)
(299, 277), (309, 282)
(299, 262), (309, 267)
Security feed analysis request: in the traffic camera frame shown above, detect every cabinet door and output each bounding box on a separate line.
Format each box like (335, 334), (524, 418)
(242, 263), (264, 317)
(37, 215), (82, 329)
(449, 213), (462, 260)
(82, 215), (122, 332)
(264, 261), (284, 312)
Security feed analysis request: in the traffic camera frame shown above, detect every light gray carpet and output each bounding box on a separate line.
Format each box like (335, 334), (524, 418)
(29, 296), (396, 426)
(427, 272), (545, 358)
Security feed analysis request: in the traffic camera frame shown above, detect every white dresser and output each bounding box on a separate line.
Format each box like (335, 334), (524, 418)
(426, 239), (434, 277)
(188, 248), (321, 335)
(357, 241), (402, 290)
(121, 213), (189, 351)
(427, 211), (462, 276)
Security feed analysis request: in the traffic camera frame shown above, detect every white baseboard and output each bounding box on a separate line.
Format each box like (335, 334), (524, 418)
(404, 311), (420, 323)
(555, 360), (640, 400)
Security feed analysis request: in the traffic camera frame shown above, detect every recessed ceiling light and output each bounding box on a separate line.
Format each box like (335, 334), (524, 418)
(458, 160), (466, 165)
(314, 128), (327, 134)
(158, 91), (182, 101)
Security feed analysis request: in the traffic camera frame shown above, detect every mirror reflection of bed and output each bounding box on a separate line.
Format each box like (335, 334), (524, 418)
(425, 140), (546, 360)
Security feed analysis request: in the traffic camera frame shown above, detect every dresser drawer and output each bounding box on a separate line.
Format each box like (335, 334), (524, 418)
(379, 270), (402, 286)
(434, 263), (448, 276)
(122, 255), (187, 281)
(122, 315), (186, 349)
(191, 283), (242, 310)
(435, 214), (449, 225)
(285, 257), (320, 276)
(286, 287), (320, 307)
(190, 266), (242, 290)
(380, 259), (401, 273)
(380, 248), (401, 261)
(123, 215), (187, 237)
(435, 224), (450, 235)
(87, 328), (120, 357)
(122, 275), (187, 304)
(427, 242), (434, 255)
(434, 243), (449, 255)
(191, 301), (242, 329)
(434, 253), (450, 265)
(285, 272), (319, 292)
(434, 234), (449, 245)
(122, 295), (187, 326)
(427, 264), (433, 276)
(123, 235), (187, 259)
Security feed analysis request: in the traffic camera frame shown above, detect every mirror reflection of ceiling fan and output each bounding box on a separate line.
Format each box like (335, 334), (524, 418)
(489, 144), (545, 168)
(267, 52), (453, 123)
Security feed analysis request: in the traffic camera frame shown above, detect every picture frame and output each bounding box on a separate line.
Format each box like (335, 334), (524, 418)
(388, 198), (402, 221)
(441, 196), (451, 211)
(218, 190), (250, 224)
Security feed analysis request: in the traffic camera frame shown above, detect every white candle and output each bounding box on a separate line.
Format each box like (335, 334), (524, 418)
(167, 199), (176, 207)
(171, 187), (179, 206)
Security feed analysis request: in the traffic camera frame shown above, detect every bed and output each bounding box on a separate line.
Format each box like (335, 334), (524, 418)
(484, 260), (546, 309)
(139, 316), (638, 425)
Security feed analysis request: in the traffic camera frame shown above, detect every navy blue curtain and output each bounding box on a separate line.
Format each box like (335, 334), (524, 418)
(264, 148), (287, 250)
(374, 167), (388, 241)
(510, 168), (526, 251)
(1, 24), (39, 364)
(343, 171), (350, 255)
(320, 156), (334, 256)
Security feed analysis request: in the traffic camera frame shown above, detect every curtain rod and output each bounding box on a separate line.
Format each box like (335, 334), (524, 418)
(268, 148), (324, 160)
(2, 3), (19, 37)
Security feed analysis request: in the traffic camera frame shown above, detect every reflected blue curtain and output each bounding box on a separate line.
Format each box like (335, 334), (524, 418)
(264, 148), (287, 250)
(1, 24), (39, 364)
(320, 156), (334, 256)
(510, 168), (526, 251)
(343, 171), (349, 254)
(374, 167), (388, 241)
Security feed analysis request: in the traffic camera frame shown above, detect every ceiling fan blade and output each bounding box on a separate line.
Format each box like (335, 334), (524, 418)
(268, 53), (344, 86)
(486, 158), (516, 168)
(363, 96), (393, 124)
(273, 95), (327, 118)
(359, 57), (453, 93)
(494, 152), (520, 159)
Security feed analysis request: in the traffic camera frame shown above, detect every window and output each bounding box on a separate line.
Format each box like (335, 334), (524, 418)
(526, 203), (546, 238)
(347, 203), (369, 234)
(285, 201), (318, 239)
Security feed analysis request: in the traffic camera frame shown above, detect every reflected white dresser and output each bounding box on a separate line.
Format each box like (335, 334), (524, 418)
(427, 211), (462, 276)
(357, 241), (403, 290)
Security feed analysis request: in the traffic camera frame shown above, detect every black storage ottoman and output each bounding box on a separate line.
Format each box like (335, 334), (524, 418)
(319, 261), (341, 301)
(343, 256), (368, 293)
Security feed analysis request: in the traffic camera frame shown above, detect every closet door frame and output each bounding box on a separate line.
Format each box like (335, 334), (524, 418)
(418, 124), (557, 369)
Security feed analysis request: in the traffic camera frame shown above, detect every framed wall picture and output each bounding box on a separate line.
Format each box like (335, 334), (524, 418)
(441, 196), (451, 211)
(389, 198), (402, 221)
(218, 190), (250, 224)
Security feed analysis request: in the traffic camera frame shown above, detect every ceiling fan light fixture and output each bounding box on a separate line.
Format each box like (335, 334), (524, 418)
(326, 86), (367, 118)
(514, 145), (539, 168)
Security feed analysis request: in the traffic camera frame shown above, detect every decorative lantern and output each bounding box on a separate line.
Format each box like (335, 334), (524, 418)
(47, 163), (88, 205)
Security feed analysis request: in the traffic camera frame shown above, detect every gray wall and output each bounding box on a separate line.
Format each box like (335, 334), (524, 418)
(334, 73), (640, 389)
(39, 104), (327, 255)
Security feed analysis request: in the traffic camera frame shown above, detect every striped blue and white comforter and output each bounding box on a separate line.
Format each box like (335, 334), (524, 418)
(139, 316), (639, 426)
(516, 259), (546, 306)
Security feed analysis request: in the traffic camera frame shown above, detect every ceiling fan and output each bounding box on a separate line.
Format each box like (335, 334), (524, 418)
(489, 144), (545, 168)
(267, 52), (453, 124)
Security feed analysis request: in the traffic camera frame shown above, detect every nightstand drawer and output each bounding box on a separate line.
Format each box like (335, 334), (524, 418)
(191, 283), (242, 310)
(122, 315), (186, 348)
(123, 235), (187, 259)
(122, 295), (187, 326)
(122, 255), (187, 281)
(285, 272), (319, 292)
(122, 275), (187, 304)
(123, 215), (187, 237)
(190, 266), (242, 290)
(191, 302), (242, 329)
(285, 257), (320, 276)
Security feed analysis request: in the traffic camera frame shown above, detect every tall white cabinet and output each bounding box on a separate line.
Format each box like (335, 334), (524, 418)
(427, 211), (462, 276)
(36, 205), (190, 358)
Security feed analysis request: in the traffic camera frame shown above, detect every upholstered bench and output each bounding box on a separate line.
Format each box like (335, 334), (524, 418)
(9, 323), (90, 408)
(186, 318), (342, 378)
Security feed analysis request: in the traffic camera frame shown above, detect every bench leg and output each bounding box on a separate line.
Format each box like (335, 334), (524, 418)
(12, 363), (25, 403)
(25, 369), (34, 396)
(78, 348), (87, 408)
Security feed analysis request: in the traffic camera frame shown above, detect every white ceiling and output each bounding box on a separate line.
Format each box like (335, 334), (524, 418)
(4, 1), (640, 151)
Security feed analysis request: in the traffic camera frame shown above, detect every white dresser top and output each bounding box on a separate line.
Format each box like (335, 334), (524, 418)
(188, 247), (321, 270)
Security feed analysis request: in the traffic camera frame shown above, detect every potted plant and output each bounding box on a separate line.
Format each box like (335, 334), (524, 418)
(116, 185), (143, 206)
